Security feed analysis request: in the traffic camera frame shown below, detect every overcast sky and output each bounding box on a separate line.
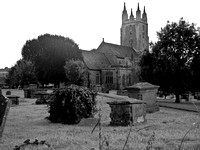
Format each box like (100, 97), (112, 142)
(1, 0), (200, 68)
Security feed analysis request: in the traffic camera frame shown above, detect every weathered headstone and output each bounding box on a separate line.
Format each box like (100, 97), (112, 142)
(35, 91), (50, 104)
(24, 87), (35, 98)
(6, 90), (11, 95)
(0, 92), (11, 140)
(24, 84), (38, 98)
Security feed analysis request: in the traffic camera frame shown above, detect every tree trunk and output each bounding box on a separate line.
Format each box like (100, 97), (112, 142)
(175, 93), (180, 103)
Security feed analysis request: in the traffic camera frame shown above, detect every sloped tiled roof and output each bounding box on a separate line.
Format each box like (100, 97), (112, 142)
(97, 41), (139, 58)
(82, 50), (111, 70)
(103, 53), (118, 65)
(81, 41), (139, 70)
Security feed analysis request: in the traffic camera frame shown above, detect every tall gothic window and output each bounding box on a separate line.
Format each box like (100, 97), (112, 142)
(142, 25), (145, 38)
(122, 74), (125, 87)
(142, 32), (145, 38)
(105, 72), (113, 84)
(129, 39), (133, 47)
(96, 73), (100, 85)
(128, 74), (131, 86)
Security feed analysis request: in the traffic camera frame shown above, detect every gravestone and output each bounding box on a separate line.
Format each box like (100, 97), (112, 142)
(0, 91), (11, 140)
(24, 87), (35, 98)
(126, 82), (160, 113)
(35, 91), (50, 104)
(24, 84), (38, 98)
(6, 90), (11, 95)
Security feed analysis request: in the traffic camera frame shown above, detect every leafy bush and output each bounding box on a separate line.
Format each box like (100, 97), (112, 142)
(48, 85), (97, 124)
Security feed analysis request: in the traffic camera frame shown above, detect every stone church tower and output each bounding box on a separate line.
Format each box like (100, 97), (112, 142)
(120, 3), (149, 53)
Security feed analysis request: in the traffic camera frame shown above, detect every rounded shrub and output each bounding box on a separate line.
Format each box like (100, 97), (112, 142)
(48, 85), (97, 124)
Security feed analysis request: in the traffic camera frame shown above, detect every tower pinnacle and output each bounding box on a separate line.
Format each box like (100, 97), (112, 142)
(142, 6), (147, 22)
(136, 3), (141, 20)
(122, 2), (128, 23)
(130, 8), (134, 20)
(137, 3), (140, 11)
(143, 6), (146, 14)
(123, 2), (127, 13)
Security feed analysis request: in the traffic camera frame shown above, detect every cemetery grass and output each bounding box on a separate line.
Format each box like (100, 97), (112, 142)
(0, 90), (200, 150)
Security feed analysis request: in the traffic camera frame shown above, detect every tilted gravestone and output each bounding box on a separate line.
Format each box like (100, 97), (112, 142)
(0, 89), (11, 140)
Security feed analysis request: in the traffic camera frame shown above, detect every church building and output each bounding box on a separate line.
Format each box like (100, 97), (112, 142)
(82, 3), (149, 90)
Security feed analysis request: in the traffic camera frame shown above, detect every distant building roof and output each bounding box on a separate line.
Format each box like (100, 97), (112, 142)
(82, 50), (111, 70)
(97, 41), (139, 58)
(81, 41), (139, 70)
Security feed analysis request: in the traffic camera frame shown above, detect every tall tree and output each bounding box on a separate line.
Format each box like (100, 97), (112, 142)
(64, 60), (88, 86)
(6, 59), (36, 88)
(139, 18), (200, 103)
(21, 34), (82, 87)
(190, 48), (200, 93)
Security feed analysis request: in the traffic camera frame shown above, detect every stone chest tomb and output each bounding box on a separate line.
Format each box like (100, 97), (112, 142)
(126, 82), (160, 113)
(107, 99), (146, 126)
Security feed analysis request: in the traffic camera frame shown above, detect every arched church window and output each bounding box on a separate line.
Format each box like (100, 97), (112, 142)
(96, 73), (100, 85)
(129, 25), (132, 30)
(131, 53), (134, 61)
(128, 74), (131, 86)
(129, 39), (133, 47)
(106, 71), (113, 84)
(122, 74), (125, 87)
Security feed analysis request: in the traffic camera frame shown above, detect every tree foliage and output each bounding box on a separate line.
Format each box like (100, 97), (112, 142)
(139, 18), (200, 103)
(64, 60), (88, 86)
(21, 34), (82, 87)
(190, 49), (200, 92)
(6, 59), (36, 88)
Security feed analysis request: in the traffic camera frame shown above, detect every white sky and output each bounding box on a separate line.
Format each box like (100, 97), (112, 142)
(0, 0), (200, 68)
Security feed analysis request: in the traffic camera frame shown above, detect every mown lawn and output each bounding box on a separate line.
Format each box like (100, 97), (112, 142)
(0, 89), (200, 150)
